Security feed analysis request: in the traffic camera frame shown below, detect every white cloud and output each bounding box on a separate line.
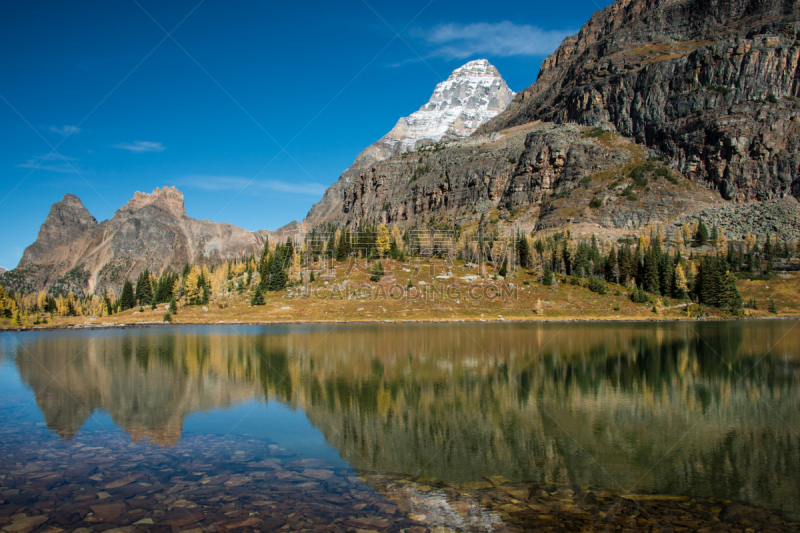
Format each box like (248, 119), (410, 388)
(50, 125), (81, 135)
(418, 21), (574, 60)
(113, 141), (166, 153)
(18, 153), (78, 173)
(181, 175), (325, 196)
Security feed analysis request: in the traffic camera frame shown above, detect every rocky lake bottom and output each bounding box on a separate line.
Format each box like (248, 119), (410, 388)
(1, 422), (798, 533)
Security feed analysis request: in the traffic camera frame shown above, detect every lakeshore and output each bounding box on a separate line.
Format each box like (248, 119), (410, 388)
(2, 259), (797, 331)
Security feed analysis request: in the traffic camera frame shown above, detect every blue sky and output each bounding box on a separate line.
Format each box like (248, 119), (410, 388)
(0, 0), (612, 269)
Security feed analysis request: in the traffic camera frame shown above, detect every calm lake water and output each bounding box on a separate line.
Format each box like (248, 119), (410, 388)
(0, 321), (798, 532)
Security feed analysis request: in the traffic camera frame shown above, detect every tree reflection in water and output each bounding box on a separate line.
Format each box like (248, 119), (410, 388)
(9, 322), (800, 511)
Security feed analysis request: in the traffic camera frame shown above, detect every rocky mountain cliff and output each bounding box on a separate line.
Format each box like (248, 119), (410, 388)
(3, 187), (272, 296)
(303, 59), (515, 227)
(299, 0), (800, 238)
(479, 0), (800, 202)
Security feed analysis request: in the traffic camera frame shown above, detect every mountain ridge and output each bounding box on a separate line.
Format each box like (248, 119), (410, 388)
(292, 0), (800, 238)
(6, 0), (800, 297)
(301, 59), (515, 229)
(6, 187), (280, 296)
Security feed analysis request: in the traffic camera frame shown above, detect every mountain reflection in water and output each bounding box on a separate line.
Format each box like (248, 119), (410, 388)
(7, 322), (800, 511)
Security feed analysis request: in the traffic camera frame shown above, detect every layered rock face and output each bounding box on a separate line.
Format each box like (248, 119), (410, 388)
(320, 121), (727, 236)
(303, 59), (515, 228)
(7, 187), (268, 296)
(478, 0), (800, 202)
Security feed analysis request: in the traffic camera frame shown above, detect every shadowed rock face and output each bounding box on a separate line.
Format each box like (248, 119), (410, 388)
(21, 193), (98, 266)
(8, 187), (271, 295)
(478, 0), (800, 202)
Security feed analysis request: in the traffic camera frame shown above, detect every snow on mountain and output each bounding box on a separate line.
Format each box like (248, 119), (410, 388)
(300, 59), (515, 228)
(355, 59), (516, 165)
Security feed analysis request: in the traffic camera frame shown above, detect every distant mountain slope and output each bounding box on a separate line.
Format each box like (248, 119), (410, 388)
(302, 59), (515, 228)
(478, 0), (800, 202)
(3, 187), (271, 296)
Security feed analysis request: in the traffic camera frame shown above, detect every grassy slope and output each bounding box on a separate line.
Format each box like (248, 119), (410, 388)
(5, 258), (798, 329)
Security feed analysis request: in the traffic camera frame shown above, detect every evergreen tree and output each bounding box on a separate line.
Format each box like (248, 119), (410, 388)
(498, 256), (508, 277)
(605, 247), (618, 283)
(763, 234), (773, 260)
(154, 271), (174, 303)
(268, 247), (287, 291)
(769, 298), (778, 314)
(325, 231), (337, 259)
(693, 255), (742, 311)
(696, 220), (709, 246)
(517, 232), (531, 268)
(169, 295), (178, 314)
(135, 270), (153, 306)
(659, 252), (673, 297)
(251, 284), (265, 305)
(542, 265), (553, 286)
(370, 261), (385, 282)
(120, 279), (135, 311)
(336, 229), (351, 261)
(642, 248), (660, 294)
(631, 288), (650, 304)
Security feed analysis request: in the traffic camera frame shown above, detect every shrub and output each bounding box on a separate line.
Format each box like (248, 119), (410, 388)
(163, 312), (172, 323)
(631, 288), (650, 303)
(251, 286), (265, 306)
(769, 298), (778, 314)
(621, 185), (638, 200)
(588, 275), (607, 294)
(613, 303), (621, 311)
(589, 197), (603, 209)
(705, 85), (730, 95)
(370, 261), (385, 282)
(766, 93), (778, 104)
(582, 127), (606, 138)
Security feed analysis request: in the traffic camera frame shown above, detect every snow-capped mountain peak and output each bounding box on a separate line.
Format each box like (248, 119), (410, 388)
(356, 59), (515, 165)
(302, 59), (515, 227)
